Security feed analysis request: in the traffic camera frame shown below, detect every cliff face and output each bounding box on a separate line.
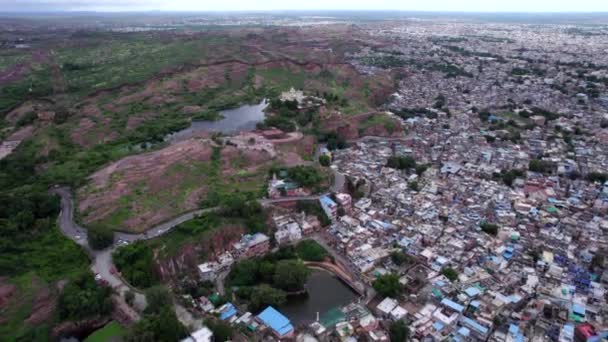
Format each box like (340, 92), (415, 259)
(153, 225), (245, 281)
(154, 245), (200, 282)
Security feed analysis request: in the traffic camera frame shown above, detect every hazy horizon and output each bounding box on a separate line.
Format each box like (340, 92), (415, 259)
(1, 0), (607, 13)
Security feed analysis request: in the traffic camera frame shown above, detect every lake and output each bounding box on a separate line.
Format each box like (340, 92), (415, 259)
(279, 269), (358, 325)
(171, 99), (268, 140)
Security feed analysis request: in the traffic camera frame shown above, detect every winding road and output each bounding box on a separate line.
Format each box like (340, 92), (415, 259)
(51, 152), (346, 324)
(52, 186), (326, 317)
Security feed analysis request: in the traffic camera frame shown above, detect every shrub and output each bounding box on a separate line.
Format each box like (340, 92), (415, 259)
(296, 240), (328, 262)
(319, 154), (331, 167)
(88, 225), (114, 250)
(372, 273), (402, 297)
(529, 159), (554, 174)
(480, 222), (499, 236)
(441, 267), (459, 282)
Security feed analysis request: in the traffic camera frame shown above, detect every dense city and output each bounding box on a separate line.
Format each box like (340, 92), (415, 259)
(1, 10), (608, 342)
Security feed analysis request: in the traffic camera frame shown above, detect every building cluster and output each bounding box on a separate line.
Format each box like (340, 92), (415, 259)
(273, 211), (321, 245)
(197, 232), (270, 281)
(322, 118), (608, 341)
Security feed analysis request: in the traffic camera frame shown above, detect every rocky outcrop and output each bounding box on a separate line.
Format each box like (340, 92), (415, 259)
(52, 316), (110, 340)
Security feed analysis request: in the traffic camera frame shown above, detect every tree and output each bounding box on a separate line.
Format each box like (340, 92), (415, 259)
(415, 164), (428, 176)
(113, 242), (157, 289)
(127, 306), (187, 342)
(587, 172), (608, 184)
(58, 272), (113, 320)
(88, 225), (114, 250)
(391, 251), (413, 266)
(125, 290), (135, 306)
(372, 273), (402, 298)
(288, 166), (324, 188)
(480, 222), (499, 236)
(389, 320), (410, 342)
(386, 156), (416, 171)
(273, 259), (310, 292)
(529, 159), (553, 174)
(144, 286), (172, 314)
(205, 318), (234, 342)
(250, 284), (287, 312)
(296, 240), (328, 262)
(441, 267), (459, 282)
(228, 259), (261, 287)
(319, 154), (331, 167)
(499, 169), (524, 187)
(408, 181), (421, 192)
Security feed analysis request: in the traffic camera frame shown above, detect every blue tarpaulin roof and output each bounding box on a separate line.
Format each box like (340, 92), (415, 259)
(572, 303), (586, 316)
(461, 317), (489, 335)
(464, 287), (481, 297)
(441, 298), (465, 313)
(433, 321), (445, 331)
(458, 327), (471, 337)
(220, 303), (237, 321)
(320, 195), (336, 207)
(257, 306), (294, 337)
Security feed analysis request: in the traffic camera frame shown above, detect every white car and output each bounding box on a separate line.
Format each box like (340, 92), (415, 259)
(94, 274), (102, 281)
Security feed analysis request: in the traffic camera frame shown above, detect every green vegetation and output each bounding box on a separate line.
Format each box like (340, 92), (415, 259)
(0, 67), (53, 115)
(274, 259), (311, 291)
(0, 192), (89, 281)
(495, 169), (525, 187)
(144, 286), (173, 314)
(529, 159), (554, 174)
(58, 271), (113, 320)
(87, 225), (114, 250)
(586, 172), (608, 184)
(296, 200), (331, 227)
(389, 320), (410, 342)
(296, 240), (328, 262)
(286, 165), (324, 188)
(441, 267), (459, 282)
(316, 131), (348, 151)
(238, 284), (287, 313)
(394, 107), (437, 120)
(319, 154), (331, 167)
(372, 273), (402, 298)
(126, 305), (187, 342)
(205, 318), (235, 342)
(359, 113), (399, 134)
(360, 55), (408, 69)
(480, 222), (499, 236)
(408, 181), (421, 192)
(113, 241), (158, 289)
(84, 321), (126, 342)
(229, 249), (311, 311)
(391, 251), (415, 266)
(511, 67), (546, 77)
(386, 155), (417, 171)
(124, 284), (187, 341)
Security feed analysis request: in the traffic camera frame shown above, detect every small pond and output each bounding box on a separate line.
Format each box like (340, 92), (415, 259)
(171, 99), (268, 140)
(279, 269), (358, 325)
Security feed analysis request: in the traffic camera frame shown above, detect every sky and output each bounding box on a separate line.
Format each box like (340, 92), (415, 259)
(0, 0), (607, 13)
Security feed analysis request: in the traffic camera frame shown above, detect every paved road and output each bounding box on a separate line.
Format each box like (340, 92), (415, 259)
(310, 233), (375, 301)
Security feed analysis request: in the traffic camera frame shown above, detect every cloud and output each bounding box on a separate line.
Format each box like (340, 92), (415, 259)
(0, 0), (606, 12)
(0, 0), (162, 11)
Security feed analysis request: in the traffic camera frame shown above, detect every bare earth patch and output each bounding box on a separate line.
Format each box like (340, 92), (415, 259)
(77, 139), (272, 232)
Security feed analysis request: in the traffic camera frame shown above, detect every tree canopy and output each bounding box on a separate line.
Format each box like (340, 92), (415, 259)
(88, 225), (114, 250)
(58, 272), (113, 320)
(372, 273), (402, 298)
(389, 320), (410, 342)
(273, 259), (310, 292)
(296, 240), (328, 262)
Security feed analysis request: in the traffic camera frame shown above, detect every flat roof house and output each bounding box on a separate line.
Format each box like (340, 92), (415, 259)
(257, 306), (295, 339)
